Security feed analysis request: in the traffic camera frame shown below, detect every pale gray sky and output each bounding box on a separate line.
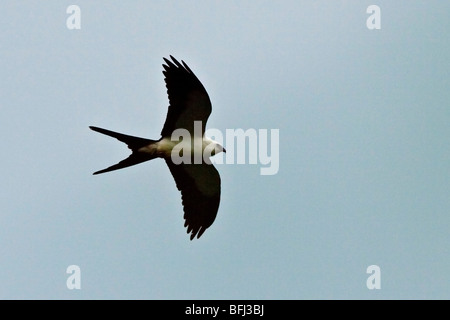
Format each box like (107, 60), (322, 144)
(1, 1), (449, 299)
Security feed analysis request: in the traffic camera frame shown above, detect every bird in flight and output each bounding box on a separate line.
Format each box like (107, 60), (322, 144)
(90, 56), (225, 240)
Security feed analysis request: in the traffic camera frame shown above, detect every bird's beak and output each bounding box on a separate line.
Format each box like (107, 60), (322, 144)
(223, 147), (226, 153)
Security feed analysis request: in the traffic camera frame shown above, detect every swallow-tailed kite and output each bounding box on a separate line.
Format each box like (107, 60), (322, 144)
(90, 56), (225, 240)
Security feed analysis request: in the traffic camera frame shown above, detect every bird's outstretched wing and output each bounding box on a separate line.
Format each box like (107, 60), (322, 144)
(160, 56), (212, 138)
(165, 159), (221, 240)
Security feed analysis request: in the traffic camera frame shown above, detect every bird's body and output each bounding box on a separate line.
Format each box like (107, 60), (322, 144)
(146, 136), (222, 159)
(90, 56), (224, 240)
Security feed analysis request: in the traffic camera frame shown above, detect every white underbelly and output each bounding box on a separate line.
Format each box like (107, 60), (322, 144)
(138, 136), (215, 159)
(160, 137), (206, 156)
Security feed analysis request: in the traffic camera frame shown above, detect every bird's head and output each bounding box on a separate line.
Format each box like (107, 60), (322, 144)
(203, 137), (226, 157)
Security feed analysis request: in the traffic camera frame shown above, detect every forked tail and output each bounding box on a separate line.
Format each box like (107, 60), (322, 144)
(90, 126), (159, 175)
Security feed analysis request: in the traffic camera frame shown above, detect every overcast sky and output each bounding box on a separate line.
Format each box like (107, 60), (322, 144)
(1, 1), (449, 299)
